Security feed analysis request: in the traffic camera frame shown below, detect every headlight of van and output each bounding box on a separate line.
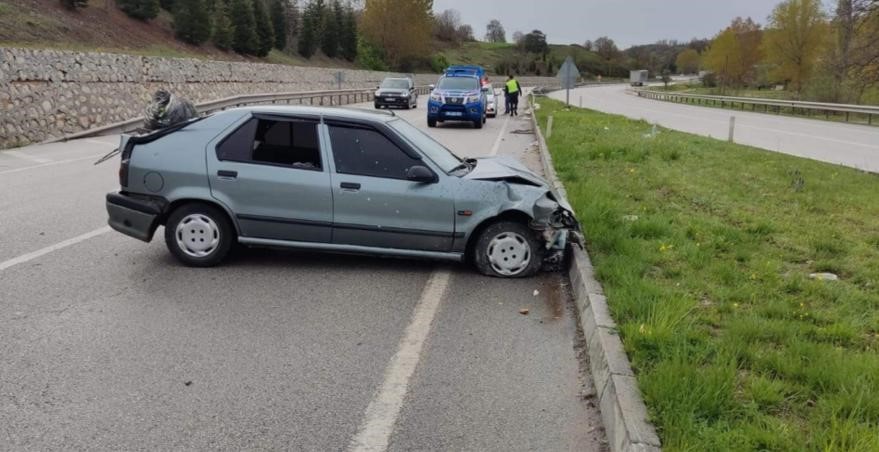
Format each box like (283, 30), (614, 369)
(465, 94), (480, 104)
(430, 92), (442, 102)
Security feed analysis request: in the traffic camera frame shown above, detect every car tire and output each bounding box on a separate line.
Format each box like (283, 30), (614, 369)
(474, 118), (483, 129)
(374, 103), (381, 109)
(473, 221), (543, 278)
(428, 118), (437, 127)
(164, 203), (234, 267)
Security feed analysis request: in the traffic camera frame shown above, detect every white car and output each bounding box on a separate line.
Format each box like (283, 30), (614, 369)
(482, 83), (497, 118)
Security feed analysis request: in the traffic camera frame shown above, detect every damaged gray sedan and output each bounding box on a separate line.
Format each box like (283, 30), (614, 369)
(104, 106), (579, 277)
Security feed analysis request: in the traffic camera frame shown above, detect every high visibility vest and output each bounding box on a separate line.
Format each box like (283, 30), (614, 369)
(505, 79), (519, 94)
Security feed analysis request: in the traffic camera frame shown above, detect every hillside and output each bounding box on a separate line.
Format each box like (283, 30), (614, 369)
(0, 0), (354, 67)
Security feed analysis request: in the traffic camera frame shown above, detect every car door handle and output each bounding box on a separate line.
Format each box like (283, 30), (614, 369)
(340, 182), (361, 190)
(217, 170), (237, 179)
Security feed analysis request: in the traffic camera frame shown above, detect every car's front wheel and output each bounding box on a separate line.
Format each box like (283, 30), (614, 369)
(428, 118), (437, 127)
(473, 221), (543, 278)
(164, 203), (234, 267)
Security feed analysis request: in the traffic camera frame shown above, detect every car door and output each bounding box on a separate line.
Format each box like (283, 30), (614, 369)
(323, 120), (456, 252)
(207, 113), (333, 243)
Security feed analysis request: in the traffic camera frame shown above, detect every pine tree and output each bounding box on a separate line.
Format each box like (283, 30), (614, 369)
(173, 0), (212, 45)
(229, 0), (259, 54)
(321, 0), (341, 57)
(339, 2), (357, 61)
(270, 0), (288, 50)
(252, 0), (275, 57)
(160, 0), (175, 10)
(213, 0), (235, 50)
(297, 0), (322, 58)
(118, 0), (160, 20)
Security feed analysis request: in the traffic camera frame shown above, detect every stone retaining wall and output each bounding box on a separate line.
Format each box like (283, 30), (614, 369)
(0, 47), (559, 148)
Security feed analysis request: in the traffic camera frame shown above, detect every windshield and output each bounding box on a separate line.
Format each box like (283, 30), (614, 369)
(437, 76), (479, 91)
(381, 79), (410, 89)
(387, 119), (461, 173)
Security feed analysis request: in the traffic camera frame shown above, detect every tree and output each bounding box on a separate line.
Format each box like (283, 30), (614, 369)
(298, 0), (324, 58)
(522, 30), (548, 55)
(270, 0), (288, 50)
(160, 0), (174, 10)
(360, 0), (432, 69)
(582, 40), (593, 51)
(339, 3), (358, 61)
(675, 48), (700, 74)
(594, 36), (619, 61)
(703, 17), (763, 88)
(485, 19), (505, 43)
(661, 68), (672, 88)
(456, 24), (474, 42)
(284, 0), (300, 44)
(230, 0), (259, 54)
(763, 0), (827, 94)
(118, 0), (160, 20)
(434, 9), (461, 42)
(212, 1), (235, 50)
(321, 0), (342, 57)
(173, 0), (212, 45)
(252, 0), (275, 56)
(512, 31), (524, 45)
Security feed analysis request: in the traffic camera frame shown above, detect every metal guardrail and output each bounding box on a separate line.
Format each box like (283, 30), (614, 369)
(51, 86), (433, 142)
(635, 89), (878, 125)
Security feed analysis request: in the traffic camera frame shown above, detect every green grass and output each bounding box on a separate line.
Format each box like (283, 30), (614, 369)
(535, 98), (879, 451)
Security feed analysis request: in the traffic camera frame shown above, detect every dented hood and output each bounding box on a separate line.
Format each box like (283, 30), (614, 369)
(463, 156), (548, 187)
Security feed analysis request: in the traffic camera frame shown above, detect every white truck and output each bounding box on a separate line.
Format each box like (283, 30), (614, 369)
(630, 70), (648, 87)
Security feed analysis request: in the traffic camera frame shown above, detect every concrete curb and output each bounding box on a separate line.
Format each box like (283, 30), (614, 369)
(528, 96), (662, 452)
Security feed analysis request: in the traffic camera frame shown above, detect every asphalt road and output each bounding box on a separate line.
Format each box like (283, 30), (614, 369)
(0, 97), (605, 450)
(550, 85), (879, 173)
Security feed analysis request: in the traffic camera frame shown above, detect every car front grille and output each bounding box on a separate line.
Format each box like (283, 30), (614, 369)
(447, 97), (464, 105)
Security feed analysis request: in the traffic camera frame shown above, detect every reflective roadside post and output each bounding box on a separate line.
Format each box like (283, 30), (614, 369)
(557, 56), (579, 107)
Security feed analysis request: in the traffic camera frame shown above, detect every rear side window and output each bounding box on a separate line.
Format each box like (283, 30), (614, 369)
(328, 125), (420, 180)
(217, 117), (322, 170)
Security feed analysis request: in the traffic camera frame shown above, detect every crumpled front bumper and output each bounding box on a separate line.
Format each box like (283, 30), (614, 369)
(529, 192), (582, 271)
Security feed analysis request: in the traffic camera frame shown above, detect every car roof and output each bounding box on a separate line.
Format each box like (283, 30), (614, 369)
(222, 105), (399, 123)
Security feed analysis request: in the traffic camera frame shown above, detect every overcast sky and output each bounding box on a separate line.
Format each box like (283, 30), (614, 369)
(432, 0), (778, 48)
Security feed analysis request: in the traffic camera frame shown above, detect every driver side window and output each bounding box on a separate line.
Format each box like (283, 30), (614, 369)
(328, 125), (420, 180)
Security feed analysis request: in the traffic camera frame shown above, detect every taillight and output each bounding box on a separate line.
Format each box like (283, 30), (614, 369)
(119, 158), (129, 187)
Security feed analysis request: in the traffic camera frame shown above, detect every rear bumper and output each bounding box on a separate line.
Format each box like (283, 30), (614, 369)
(106, 192), (166, 242)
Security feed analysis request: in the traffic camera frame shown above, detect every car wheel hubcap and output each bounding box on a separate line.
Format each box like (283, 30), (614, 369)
(487, 232), (531, 276)
(176, 214), (220, 258)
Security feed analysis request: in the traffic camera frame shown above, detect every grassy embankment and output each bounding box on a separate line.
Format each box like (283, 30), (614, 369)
(536, 98), (879, 451)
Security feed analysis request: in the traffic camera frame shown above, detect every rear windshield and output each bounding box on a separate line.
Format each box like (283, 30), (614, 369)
(381, 79), (410, 89)
(437, 76), (478, 91)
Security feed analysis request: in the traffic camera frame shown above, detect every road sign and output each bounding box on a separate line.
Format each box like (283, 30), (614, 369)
(557, 56), (579, 89)
(557, 56), (579, 105)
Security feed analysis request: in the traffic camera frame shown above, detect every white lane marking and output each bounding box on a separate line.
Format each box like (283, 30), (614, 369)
(348, 270), (452, 452)
(0, 154), (105, 176)
(489, 113), (511, 156)
(0, 226), (111, 272)
(4, 150), (52, 164)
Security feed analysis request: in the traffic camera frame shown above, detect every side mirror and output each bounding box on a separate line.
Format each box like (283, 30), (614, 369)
(405, 165), (437, 183)
(429, 84), (435, 90)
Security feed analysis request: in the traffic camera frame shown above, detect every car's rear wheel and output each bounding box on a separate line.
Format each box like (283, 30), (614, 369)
(428, 118), (437, 127)
(164, 203), (234, 267)
(473, 221), (543, 278)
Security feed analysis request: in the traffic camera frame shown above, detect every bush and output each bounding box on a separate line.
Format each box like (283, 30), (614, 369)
(118, 0), (160, 20)
(356, 38), (389, 71)
(430, 54), (449, 73)
(60, 0), (88, 9)
(701, 72), (718, 88)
